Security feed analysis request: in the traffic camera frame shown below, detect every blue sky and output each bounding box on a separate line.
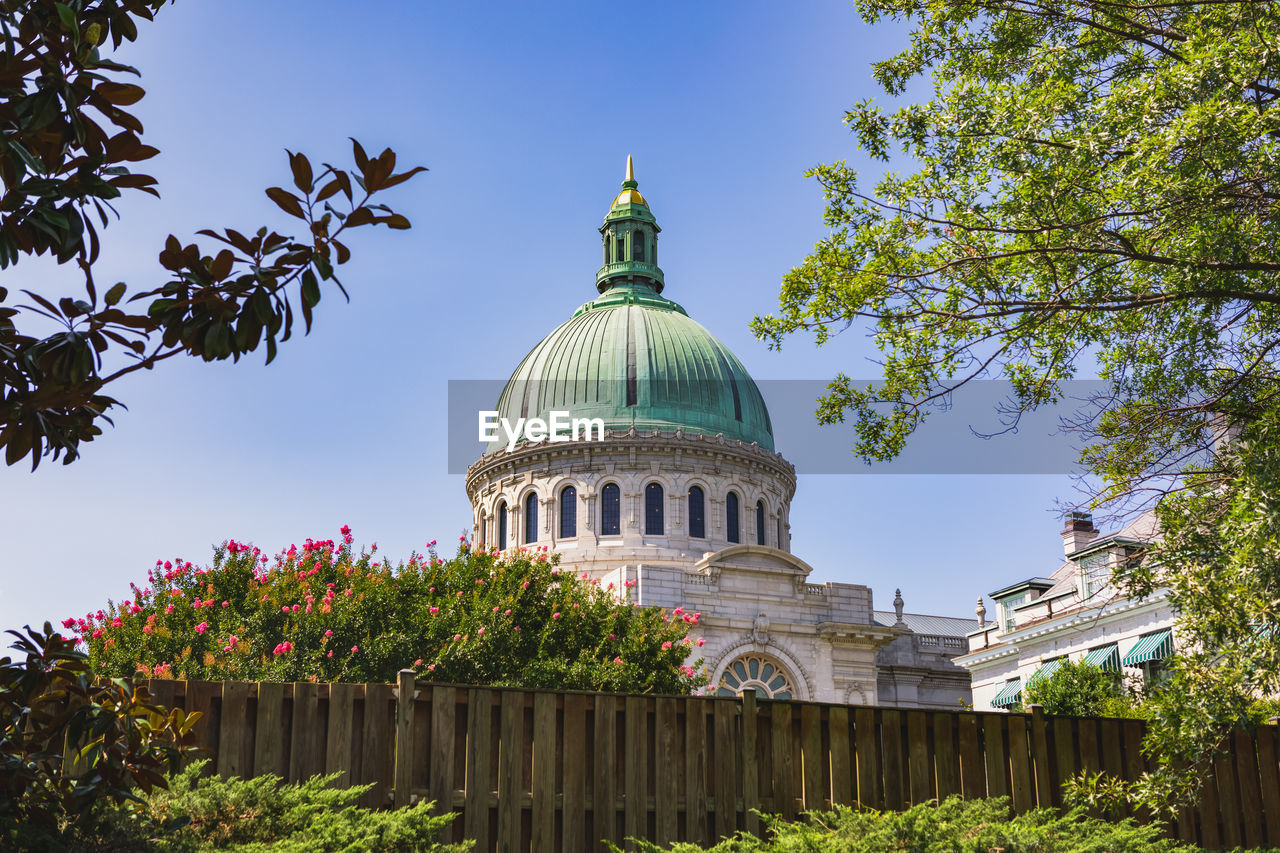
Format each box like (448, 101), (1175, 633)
(0, 0), (1084, 633)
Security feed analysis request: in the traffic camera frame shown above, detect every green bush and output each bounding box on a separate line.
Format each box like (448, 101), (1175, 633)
(1022, 659), (1143, 718)
(73, 529), (706, 694)
(7, 761), (468, 852)
(616, 796), (1199, 853)
(0, 624), (200, 841)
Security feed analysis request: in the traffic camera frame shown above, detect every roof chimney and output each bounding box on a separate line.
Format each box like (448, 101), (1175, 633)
(1061, 511), (1098, 556)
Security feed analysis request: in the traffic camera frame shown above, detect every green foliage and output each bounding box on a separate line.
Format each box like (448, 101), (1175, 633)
(0, 1), (426, 470)
(1108, 417), (1280, 805)
(1023, 659), (1142, 718)
(6, 761), (469, 852)
(752, 0), (1280, 507)
(0, 623), (201, 837)
(615, 796), (1196, 852)
(74, 529), (708, 694)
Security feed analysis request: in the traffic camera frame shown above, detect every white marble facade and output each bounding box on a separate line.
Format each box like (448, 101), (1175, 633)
(465, 428), (974, 707)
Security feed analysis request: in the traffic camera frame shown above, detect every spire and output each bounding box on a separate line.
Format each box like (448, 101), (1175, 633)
(597, 156), (664, 294)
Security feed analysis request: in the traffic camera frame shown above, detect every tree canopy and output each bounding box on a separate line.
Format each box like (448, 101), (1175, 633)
(755, 0), (1280, 810)
(753, 0), (1279, 508)
(0, 0), (424, 470)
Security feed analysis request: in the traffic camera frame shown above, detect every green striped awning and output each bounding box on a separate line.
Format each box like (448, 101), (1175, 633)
(991, 678), (1023, 708)
(1028, 657), (1066, 685)
(1084, 643), (1120, 672)
(1121, 629), (1173, 666)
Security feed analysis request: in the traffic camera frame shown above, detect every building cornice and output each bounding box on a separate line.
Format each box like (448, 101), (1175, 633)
(954, 588), (1172, 669)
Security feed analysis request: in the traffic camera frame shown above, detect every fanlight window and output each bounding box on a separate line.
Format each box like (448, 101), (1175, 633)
(716, 654), (794, 699)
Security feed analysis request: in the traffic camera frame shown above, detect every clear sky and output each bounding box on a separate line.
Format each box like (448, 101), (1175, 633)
(0, 0), (1085, 634)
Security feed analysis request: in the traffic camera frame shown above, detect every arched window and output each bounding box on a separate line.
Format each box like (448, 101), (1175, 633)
(615, 236), (625, 263)
(645, 483), (663, 535)
(560, 486), (577, 539)
(688, 486), (706, 539)
(601, 483), (621, 536)
(715, 654), (795, 699)
(756, 500), (766, 546)
(497, 502), (508, 551)
(726, 492), (740, 543)
(633, 230), (645, 261)
(776, 517), (783, 550)
(525, 493), (538, 544)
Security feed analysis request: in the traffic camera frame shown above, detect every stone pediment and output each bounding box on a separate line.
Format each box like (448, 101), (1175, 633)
(692, 545), (815, 580)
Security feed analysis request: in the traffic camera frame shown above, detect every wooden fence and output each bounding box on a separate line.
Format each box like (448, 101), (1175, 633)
(142, 674), (1280, 851)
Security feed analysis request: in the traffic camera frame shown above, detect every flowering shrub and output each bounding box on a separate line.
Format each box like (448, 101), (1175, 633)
(73, 529), (707, 694)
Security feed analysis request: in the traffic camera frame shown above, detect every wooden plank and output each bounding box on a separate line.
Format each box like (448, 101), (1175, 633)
(217, 681), (254, 779)
(361, 682), (393, 809)
(1234, 729), (1264, 850)
(957, 713), (984, 798)
(497, 690), (525, 853)
(686, 698), (709, 845)
(594, 694), (619, 851)
(428, 685), (455, 816)
(1199, 754), (1223, 850)
(654, 697), (678, 845)
(881, 709), (904, 810)
(1216, 750), (1244, 849)
(770, 701), (795, 820)
(982, 715), (1008, 799)
(188, 680), (222, 767)
(933, 712), (959, 799)
(253, 681), (286, 778)
(1051, 717), (1076, 807)
(800, 704), (823, 811)
(326, 682), (356, 785)
(855, 707), (880, 809)
(1098, 719), (1123, 781)
(532, 692), (556, 852)
(624, 696), (646, 850)
(741, 692), (761, 837)
(907, 711), (931, 805)
(290, 681), (322, 783)
(829, 706), (853, 807)
(1007, 715), (1034, 812)
(1256, 726), (1280, 846)
(464, 689), (494, 851)
(1121, 719), (1146, 783)
(562, 693), (588, 853)
(1029, 707), (1053, 808)
(714, 698), (739, 839)
(390, 672), (414, 807)
(1077, 718), (1100, 777)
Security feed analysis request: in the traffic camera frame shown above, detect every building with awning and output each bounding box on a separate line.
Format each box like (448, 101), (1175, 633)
(955, 511), (1178, 711)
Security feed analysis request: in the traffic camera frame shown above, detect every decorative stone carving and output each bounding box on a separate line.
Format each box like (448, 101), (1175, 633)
(752, 612), (769, 647)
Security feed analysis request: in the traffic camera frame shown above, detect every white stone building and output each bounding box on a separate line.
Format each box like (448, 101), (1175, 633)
(958, 511), (1178, 711)
(463, 161), (974, 707)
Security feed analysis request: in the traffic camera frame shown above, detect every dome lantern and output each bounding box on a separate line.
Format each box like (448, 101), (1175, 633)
(597, 155), (665, 294)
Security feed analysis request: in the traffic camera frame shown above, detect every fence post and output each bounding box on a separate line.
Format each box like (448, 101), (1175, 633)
(1027, 704), (1052, 807)
(393, 669), (416, 808)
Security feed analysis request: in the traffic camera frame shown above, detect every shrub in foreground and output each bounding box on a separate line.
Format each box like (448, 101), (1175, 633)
(9, 761), (468, 853)
(617, 796), (1200, 853)
(73, 529), (707, 693)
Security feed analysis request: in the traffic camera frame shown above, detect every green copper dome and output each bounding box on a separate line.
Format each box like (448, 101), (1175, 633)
(487, 160), (774, 453)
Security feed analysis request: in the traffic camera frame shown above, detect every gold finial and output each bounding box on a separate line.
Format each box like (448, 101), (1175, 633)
(626, 154), (634, 182)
